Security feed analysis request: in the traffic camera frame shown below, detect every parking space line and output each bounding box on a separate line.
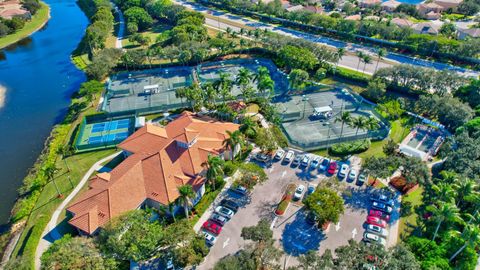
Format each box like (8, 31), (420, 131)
(269, 166), (274, 173)
(352, 228), (357, 238)
(222, 238), (230, 249)
(281, 171), (287, 177)
(335, 222), (341, 231)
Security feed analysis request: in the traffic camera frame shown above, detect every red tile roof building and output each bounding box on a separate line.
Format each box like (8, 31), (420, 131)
(67, 112), (239, 235)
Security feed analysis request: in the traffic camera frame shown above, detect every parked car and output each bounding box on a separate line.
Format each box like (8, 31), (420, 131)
(274, 149), (285, 160)
(363, 232), (387, 246)
(372, 193), (395, 206)
(319, 158), (330, 171)
(292, 154), (302, 166)
(210, 213), (228, 226)
(348, 169), (357, 181)
(327, 161), (337, 174)
(284, 150), (294, 163)
(220, 199), (239, 213)
(255, 152), (270, 163)
(369, 209), (391, 222)
(307, 184), (316, 195)
(202, 220), (222, 235)
(357, 173), (367, 185)
(366, 224), (389, 238)
(215, 206), (234, 219)
(366, 216), (387, 228)
(372, 201), (393, 214)
(293, 185), (305, 201)
(231, 185), (249, 196)
(338, 164), (349, 178)
(310, 156), (321, 169)
(301, 155), (310, 167)
(202, 231), (217, 246)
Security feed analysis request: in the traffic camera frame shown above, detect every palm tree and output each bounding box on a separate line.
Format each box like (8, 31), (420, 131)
(257, 76), (274, 98)
(335, 111), (352, 138)
(175, 87), (187, 106)
(356, 51), (364, 71)
(432, 182), (456, 203)
(449, 224), (480, 262)
(240, 116), (258, 138)
(349, 116), (368, 136)
(176, 185), (196, 219)
(365, 117), (380, 139)
(375, 48), (387, 73)
(334, 47), (346, 75)
(236, 67), (253, 92)
(427, 203), (462, 241)
(254, 66), (269, 83)
(454, 178), (479, 208)
(223, 130), (243, 160)
(43, 163), (61, 197)
(362, 55), (372, 73)
(202, 155), (225, 191)
(213, 72), (233, 104)
(202, 82), (216, 108)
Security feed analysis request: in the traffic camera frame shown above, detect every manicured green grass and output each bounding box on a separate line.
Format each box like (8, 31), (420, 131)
(398, 186), (424, 238)
(320, 75), (366, 94)
(12, 149), (117, 268)
(122, 24), (172, 48)
(0, 2), (50, 49)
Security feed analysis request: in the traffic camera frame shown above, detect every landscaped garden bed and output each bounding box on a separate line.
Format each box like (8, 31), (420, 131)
(275, 184), (296, 216)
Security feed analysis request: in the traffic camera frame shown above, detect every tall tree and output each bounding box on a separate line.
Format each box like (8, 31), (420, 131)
(375, 48), (387, 72)
(202, 154), (224, 190)
(222, 130), (243, 160)
(427, 203), (462, 241)
(303, 187), (345, 227)
(449, 224), (480, 262)
(335, 111), (352, 138)
(176, 185), (196, 218)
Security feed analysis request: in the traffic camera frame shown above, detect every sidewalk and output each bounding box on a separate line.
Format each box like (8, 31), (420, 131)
(34, 151), (122, 270)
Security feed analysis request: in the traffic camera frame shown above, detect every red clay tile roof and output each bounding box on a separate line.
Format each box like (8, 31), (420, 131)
(67, 111), (239, 234)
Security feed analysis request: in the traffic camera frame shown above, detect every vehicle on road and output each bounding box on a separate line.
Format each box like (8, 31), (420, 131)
(293, 185), (305, 201)
(369, 209), (391, 222)
(363, 232), (387, 246)
(338, 164), (349, 178)
(210, 213), (228, 226)
(292, 154), (302, 166)
(220, 199), (239, 213)
(372, 201), (393, 214)
(215, 206), (235, 219)
(301, 155), (310, 167)
(366, 224), (389, 238)
(231, 185), (249, 196)
(357, 173), (367, 185)
(202, 231), (217, 246)
(327, 161), (337, 174)
(366, 216), (387, 228)
(274, 149), (285, 160)
(284, 150), (294, 163)
(310, 156), (321, 169)
(319, 158), (330, 171)
(372, 193), (395, 206)
(348, 169), (357, 181)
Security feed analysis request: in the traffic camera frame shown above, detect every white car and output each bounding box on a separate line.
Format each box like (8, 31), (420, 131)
(367, 224), (388, 238)
(293, 184), (305, 200)
(274, 149), (285, 160)
(338, 164), (349, 178)
(357, 173), (367, 184)
(310, 156), (321, 169)
(363, 232), (387, 246)
(202, 231), (217, 246)
(215, 206), (234, 219)
(284, 150), (295, 163)
(348, 169), (357, 181)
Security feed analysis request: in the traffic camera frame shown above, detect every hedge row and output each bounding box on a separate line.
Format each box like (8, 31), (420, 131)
(330, 139), (371, 155)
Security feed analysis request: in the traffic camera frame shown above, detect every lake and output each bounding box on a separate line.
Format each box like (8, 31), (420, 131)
(0, 0), (88, 224)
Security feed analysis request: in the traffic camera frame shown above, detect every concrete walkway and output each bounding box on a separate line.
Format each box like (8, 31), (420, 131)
(112, 3), (125, 49)
(34, 151), (122, 270)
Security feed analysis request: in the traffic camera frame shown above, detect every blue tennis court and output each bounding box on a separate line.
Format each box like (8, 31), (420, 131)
(88, 132), (129, 144)
(91, 119), (130, 133)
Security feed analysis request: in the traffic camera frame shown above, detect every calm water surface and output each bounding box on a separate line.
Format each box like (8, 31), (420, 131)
(0, 0), (88, 224)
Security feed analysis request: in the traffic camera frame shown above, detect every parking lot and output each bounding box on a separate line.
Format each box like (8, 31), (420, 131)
(197, 148), (400, 269)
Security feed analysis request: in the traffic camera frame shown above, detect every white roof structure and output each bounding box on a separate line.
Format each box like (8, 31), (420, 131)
(144, 84), (159, 90)
(314, 106), (333, 113)
(399, 145), (427, 160)
(135, 117), (146, 128)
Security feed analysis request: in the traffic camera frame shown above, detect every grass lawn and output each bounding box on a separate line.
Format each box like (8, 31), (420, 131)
(398, 186), (424, 238)
(12, 149), (118, 267)
(0, 2), (50, 49)
(320, 75), (366, 94)
(122, 24), (172, 49)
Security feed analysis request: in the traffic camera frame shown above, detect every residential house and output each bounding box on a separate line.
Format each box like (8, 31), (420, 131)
(434, 0), (463, 10)
(381, 0), (401, 12)
(303, 5), (324, 14)
(66, 111), (239, 235)
(412, 22), (441, 35)
(417, 2), (444, 19)
(286, 4), (305, 12)
(391, 17), (414, 28)
(457, 27), (480, 39)
(359, 0), (382, 8)
(345, 14), (362, 20)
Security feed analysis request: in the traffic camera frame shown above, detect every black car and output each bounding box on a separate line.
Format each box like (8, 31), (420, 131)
(220, 199), (239, 213)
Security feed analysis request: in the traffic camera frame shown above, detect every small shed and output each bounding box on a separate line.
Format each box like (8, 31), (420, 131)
(313, 106), (333, 118)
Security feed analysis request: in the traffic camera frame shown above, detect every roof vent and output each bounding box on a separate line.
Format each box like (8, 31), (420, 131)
(151, 192), (159, 197)
(98, 212), (106, 218)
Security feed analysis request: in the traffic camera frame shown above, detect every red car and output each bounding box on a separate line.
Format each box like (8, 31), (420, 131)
(366, 216), (387, 228)
(327, 162), (337, 174)
(202, 220), (222, 235)
(369, 210), (391, 222)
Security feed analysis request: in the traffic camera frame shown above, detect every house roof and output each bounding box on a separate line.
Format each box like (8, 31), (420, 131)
(303, 5), (324, 13)
(458, 27), (480, 38)
(391, 17), (414, 28)
(381, 0), (401, 8)
(67, 111), (239, 234)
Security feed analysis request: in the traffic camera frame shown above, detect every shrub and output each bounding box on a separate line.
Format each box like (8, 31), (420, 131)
(330, 139), (371, 155)
(332, 66), (370, 84)
(238, 163), (267, 182)
(223, 161), (238, 177)
(271, 125), (288, 148)
(275, 199), (289, 216)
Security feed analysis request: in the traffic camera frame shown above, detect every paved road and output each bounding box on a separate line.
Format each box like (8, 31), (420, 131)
(113, 3), (125, 49)
(34, 152), (122, 270)
(176, 0), (479, 78)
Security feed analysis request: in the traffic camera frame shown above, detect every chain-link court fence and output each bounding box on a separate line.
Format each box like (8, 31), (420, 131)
(273, 88), (390, 151)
